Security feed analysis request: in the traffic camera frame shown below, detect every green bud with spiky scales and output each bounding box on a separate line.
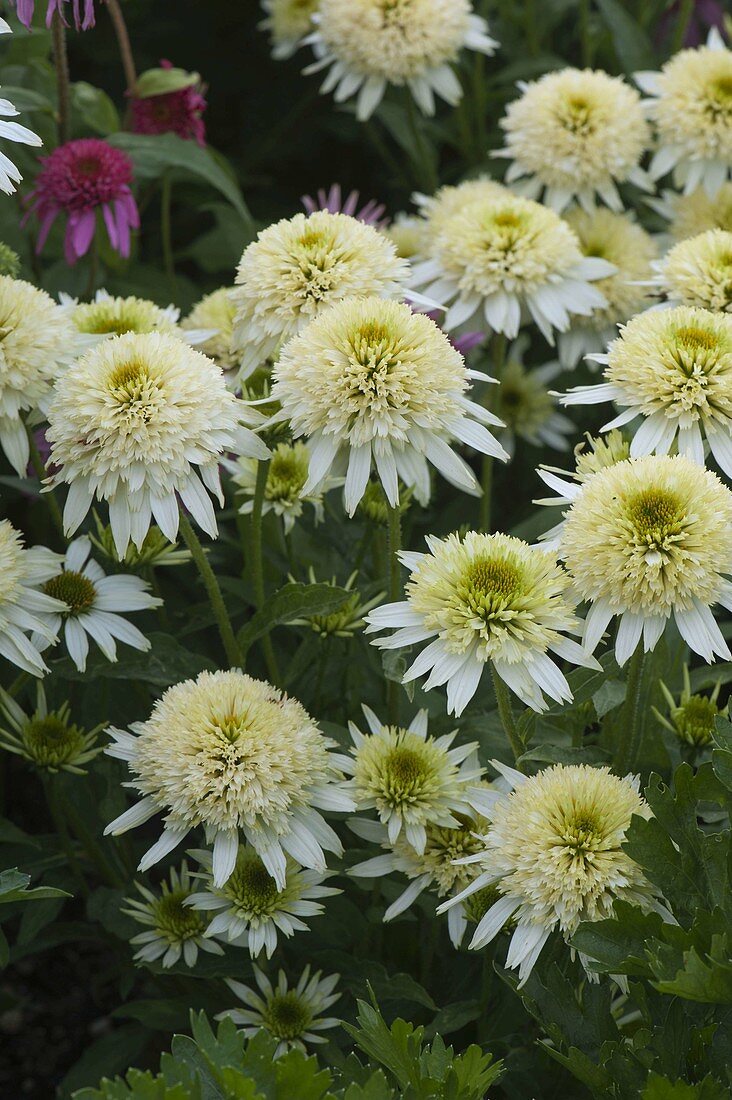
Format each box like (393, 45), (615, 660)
(653, 666), (728, 748)
(0, 683), (103, 775)
(0, 243), (20, 278)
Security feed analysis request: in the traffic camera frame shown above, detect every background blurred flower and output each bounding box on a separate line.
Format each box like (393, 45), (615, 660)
(11, 0), (95, 30)
(25, 138), (139, 264)
(301, 183), (387, 226)
(130, 60), (207, 147)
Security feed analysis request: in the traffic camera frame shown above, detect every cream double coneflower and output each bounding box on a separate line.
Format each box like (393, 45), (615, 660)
(560, 306), (732, 478)
(260, 0), (320, 60)
(496, 68), (651, 212)
(104, 670), (355, 888)
(0, 520), (65, 677)
(439, 762), (657, 984)
(230, 210), (410, 378)
(304, 0), (497, 120)
(649, 229), (732, 312)
(411, 191), (612, 342)
(637, 28), (732, 196)
(556, 454), (732, 665)
(366, 531), (599, 715)
(46, 331), (269, 556)
(271, 296), (508, 514)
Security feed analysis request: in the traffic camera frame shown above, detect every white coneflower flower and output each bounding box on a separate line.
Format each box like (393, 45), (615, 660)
(260, 0), (319, 59)
(556, 454), (732, 664)
(414, 176), (508, 236)
(219, 966), (341, 1057)
(271, 297), (507, 515)
(304, 0), (497, 121)
(637, 28), (732, 196)
(0, 520), (65, 676)
(0, 682), (103, 774)
(341, 705), (494, 852)
(46, 331), (269, 556)
(122, 862), (223, 969)
(559, 306), (732, 477)
(0, 20), (42, 195)
(439, 762), (656, 985)
(411, 191), (612, 343)
(186, 846), (338, 958)
(366, 531), (599, 716)
(104, 670), (355, 889)
(32, 537), (160, 673)
(494, 342), (573, 457)
(648, 229), (732, 312)
(651, 183), (732, 242)
(181, 287), (237, 370)
(230, 211), (410, 379)
(0, 275), (74, 476)
(382, 213), (427, 260)
(496, 68), (651, 212)
(349, 810), (492, 947)
(557, 208), (656, 369)
(534, 430), (631, 515)
(226, 441), (336, 533)
(60, 289), (215, 355)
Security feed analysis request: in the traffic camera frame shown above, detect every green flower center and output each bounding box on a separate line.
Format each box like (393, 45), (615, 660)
(43, 571), (97, 616)
(625, 488), (685, 547)
(561, 814), (602, 852)
(673, 325), (720, 353)
(264, 992), (313, 1041)
(385, 745), (430, 789)
(74, 302), (161, 335)
(225, 851), (281, 917)
(673, 695), (718, 746)
(464, 883), (502, 924)
(710, 75), (732, 105)
(267, 450), (309, 503)
(462, 557), (523, 610)
(153, 891), (205, 941)
(108, 359), (154, 400)
(309, 590), (362, 637)
(24, 715), (84, 766)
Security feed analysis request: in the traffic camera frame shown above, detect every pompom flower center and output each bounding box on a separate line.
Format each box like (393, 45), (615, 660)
(224, 850), (282, 917)
(153, 892), (205, 941)
(24, 716), (84, 765)
(264, 992), (312, 1041)
(462, 557), (524, 609)
(44, 571), (97, 616)
(625, 488), (685, 559)
(675, 695), (719, 745)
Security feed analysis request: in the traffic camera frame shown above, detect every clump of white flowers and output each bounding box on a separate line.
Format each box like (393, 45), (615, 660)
(637, 28), (732, 196)
(366, 531), (599, 715)
(411, 190), (612, 342)
(46, 331), (269, 556)
(654, 183), (732, 241)
(440, 762), (656, 985)
(230, 211), (410, 378)
(304, 0), (497, 120)
(271, 296), (507, 514)
(104, 670), (354, 888)
(0, 520), (66, 677)
(496, 68), (651, 212)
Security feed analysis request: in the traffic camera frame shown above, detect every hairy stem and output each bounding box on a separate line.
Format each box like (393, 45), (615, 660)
(51, 12), (71, 144)
(104, 0), (137, 93)
(490, 664), (525, 765)
(26, 422), (64, 538)
(386, 503), (402, 725)
(178, 510), (241, 667)
(479, 333), (506, 533)
(248, 460), (280, 684)
(615, 644), (647, 774)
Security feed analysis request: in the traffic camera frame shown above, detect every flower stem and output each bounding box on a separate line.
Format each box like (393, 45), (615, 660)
(386, 503), (402, 725)
(579, 0), (592, 67)
(490, 664), (525, 765)
(615, 644), (647, 774)
(248, 460), (280, 684)
(672, 0), (695, 52)
(104, 0), (137, 94)
(51, 12), (71, 144)
(404, 92), (437, 193)
(26, 422), (64, 538)
(178, 509), (242, 667)
(160, 173), (176, 292)
(479, 333), (506, 533)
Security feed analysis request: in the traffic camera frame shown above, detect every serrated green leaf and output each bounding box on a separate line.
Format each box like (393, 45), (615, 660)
(238, 583), (351, 655)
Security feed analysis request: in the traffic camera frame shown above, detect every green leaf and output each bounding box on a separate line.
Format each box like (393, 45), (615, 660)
(594, 0), (655, 70)
(108, 133), (254, 229)
(71, 82), (120, 135)
(134, 68), (200, 98)
(237, 583), (351, 655)
(0, 85), (54, 114)
(592, 679), (626, 719)
(0, 867), (70, 904)
(52, 632), (215, 688)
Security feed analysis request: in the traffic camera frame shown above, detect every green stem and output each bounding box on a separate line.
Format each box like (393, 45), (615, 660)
(248, 461), (280, 684)
(364, 120), (411, 191)
(479, 334), (506, 533)
(51, 12), (71, 145)
(41, 774), (88, 896)
(26, 423), (64, 537)
(490, 664), (524, 765)
(160, 173), (176, 291)
(579, 0), (592, 67)
(178, 510), (241, 667)
(524, 0), (540, 56)
(405, 92), (437, 193)
(386, 504), (402, 725)
(671, 0), (695, 52)
(104, 0), (138, 94)
(615, 644), (647, 774)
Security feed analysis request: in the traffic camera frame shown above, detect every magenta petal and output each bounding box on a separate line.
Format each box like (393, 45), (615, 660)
(15, 0), (35, 27)
(102, 201), (119, 249)
(35, 208), (58, 253)
(64, 220), (79, 265)
(71, 208), (96, 258)
(113, 198), (131, 257)
(122, 188), (140, 229)
(452, 331), (487, 354)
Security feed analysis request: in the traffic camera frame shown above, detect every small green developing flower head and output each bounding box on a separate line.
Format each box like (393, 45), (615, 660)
(0, 243), (20, 277)
(123, 862), (222, 969)
(440, 762), (656, 985)
(90, 516), (190, 572)
(69, 292), (178, 338)
(367, 531), (597, 715)
(358, 479), (413, 525)
(653, 229), (732, 311)
(342, 705), (490, 852)
(655, 666), (728, 748)
(0, 684), (102, 774)
(105, 669), (355, 891)
(558, 454), (732, 665)
(229, 441), (332, 533)
(219, 965), (341, 1058)
(495, 356), (572, 455)
(288, 569), (383, 638)
(186, 845), (337, 958)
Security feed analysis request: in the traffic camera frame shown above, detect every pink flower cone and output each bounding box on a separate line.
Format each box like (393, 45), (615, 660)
(130, 60), (207, 147)
(12, 0), (95, 30)
(24, 138), (139, 264)
(301, 183), (388, 227)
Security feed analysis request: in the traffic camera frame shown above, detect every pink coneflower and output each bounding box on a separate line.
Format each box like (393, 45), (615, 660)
(11, 0), (95, 30)
(130, 61), (207, 147)
(25, 138), (139, 264)
(301, 184), (388, 227)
